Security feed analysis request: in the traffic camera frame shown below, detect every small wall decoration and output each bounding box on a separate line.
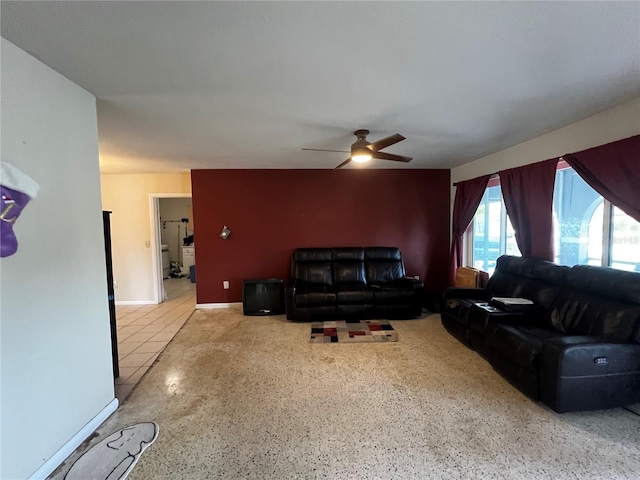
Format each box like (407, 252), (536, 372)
(219, 225), (231, 240)
(0, 162), (40, 258)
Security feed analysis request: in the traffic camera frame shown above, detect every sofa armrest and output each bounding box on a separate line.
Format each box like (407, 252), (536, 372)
(285, 286), (297, 320)
(443, 287), (490, 301)
(539, 336), (640, 412)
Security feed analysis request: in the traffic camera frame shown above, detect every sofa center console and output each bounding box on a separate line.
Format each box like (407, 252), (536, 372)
(470, 301), (508, 315)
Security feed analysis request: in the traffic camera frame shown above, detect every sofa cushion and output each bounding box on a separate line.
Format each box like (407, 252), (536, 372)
(333, 247), (364, 262)
(334, 263), (366, 285)
(335, 284), (374, 304)
(293, 248), (332, 263)
(487, 256), (568, 312)
(365, 247), (405, 284)
(551, 295), (640, 342)
(550, 266), (640, 342)
(488, 325), (560, 371)
(294, 286), (336, 307)
(371, 286), (415, 305)
(292, 248), (333, 286)
(568, 265), (640, 304)
(365, 247), (402, 261)
(332, 248), (366, 285)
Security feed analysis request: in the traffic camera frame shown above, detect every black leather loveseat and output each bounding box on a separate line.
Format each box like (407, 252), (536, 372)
(285, 247), (423, 321)
(442, 255), (640, 413)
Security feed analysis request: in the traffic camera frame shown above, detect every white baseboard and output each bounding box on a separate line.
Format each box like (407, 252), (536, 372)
(115, 300), (157, 306)
(28, 398), (119, 480)
(196, 302), (242, 309)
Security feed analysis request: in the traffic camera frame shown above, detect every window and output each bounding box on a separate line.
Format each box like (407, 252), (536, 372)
(471, 180), (519, 275)
(553, 164), (603, 266)
(610, 205), (640, 272)
(468, 163), (640, 273)
(554, 162), (640, 271)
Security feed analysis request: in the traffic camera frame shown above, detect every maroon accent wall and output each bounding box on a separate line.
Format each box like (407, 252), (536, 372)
(191, 169), (450, 304)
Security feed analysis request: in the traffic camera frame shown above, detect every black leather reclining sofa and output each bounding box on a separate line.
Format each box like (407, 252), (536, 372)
(442, 255), (640, 413)
(285, 247), (423, 321)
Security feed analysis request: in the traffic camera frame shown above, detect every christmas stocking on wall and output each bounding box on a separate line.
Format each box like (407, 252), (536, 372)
(1, 162), (40, 258)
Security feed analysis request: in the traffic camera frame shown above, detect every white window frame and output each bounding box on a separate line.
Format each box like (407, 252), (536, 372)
(601, 199), (613, 268)
(464, 174), (635, 271)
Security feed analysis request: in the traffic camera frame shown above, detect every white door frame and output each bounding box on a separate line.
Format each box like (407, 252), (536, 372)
(149, 193), (192, 304)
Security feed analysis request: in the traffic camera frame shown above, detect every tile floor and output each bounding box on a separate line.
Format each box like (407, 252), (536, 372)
(114, 278), (195, 403)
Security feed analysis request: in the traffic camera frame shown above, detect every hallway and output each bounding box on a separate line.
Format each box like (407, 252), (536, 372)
(114, 278), (195, 402)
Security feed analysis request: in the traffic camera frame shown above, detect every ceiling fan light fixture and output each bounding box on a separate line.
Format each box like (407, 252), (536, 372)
(351, 146), (372, 163)
(303, 128), (411, 169)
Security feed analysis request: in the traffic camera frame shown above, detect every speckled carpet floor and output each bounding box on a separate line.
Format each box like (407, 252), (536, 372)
(52, 308), (640, 479)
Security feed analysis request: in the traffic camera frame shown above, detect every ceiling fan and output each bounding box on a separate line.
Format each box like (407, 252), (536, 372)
(302, 129), (413, 169)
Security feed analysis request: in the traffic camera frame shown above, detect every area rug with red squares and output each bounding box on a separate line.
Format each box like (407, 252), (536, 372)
(310, 320), (398, 343)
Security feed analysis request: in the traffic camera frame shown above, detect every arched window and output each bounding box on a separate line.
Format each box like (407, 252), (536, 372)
(470, 163), (640, 272)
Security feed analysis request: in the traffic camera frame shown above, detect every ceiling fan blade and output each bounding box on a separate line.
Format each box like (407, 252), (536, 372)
(372, 151), (413, 163)
(335, 158), (352, 169)
(370, 134), (405, 151)
(302, 148), (350, 153)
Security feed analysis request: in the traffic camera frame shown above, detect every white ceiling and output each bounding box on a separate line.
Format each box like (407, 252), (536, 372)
(2, 1), (639, 174)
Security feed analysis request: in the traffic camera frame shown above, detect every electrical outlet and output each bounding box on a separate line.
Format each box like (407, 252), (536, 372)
(145, 241), (150, 248)
(114, 280), (118, 289)
(223, 281), (230, 289)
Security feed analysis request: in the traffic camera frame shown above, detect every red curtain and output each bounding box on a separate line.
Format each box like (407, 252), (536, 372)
(449, 175), (491, 285)
(564, 135), (640, 223)
(499, 158), (558, 260)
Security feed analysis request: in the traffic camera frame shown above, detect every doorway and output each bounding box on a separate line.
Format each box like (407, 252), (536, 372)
(149, 194), (193, 303)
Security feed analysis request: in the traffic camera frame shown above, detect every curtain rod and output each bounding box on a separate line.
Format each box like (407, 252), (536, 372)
(452, 172), (498, 187)
(452, 156), (566, 186)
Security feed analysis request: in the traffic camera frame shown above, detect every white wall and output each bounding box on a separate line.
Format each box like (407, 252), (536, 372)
(160, 197), (194, 264)
(0, 39), (115, 479)
(100, 174), (191, 303)
(451, 97), (640, 183)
